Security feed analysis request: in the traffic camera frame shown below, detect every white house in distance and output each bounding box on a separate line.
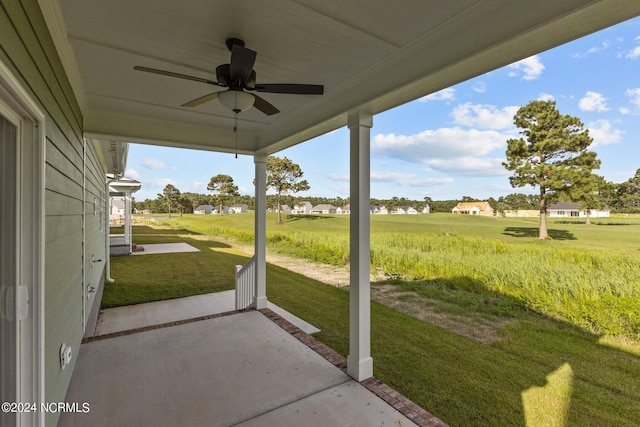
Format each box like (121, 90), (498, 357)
(452, 201), (494, 216)
(291, 201), (313, 214)
(422, 205), (430, 214)
(311, 204), (337, 214)
(370, 205), (389, 214)
(548, 201), (610, 218)
(392, 206), (418, 214)
(5, 1), (636, 425)
(212, 206), (230, 215)
(337, 204), (351, 214)
(194, 204), (214, 214)
(229, 204), (248, 214)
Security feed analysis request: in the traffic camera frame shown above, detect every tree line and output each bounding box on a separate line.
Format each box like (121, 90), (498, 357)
(134, 101), (640, 237)
(133, 171), (640, 218)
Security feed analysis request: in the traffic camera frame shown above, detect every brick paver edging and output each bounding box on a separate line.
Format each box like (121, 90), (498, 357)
(82, 307), (254, 343)
(258, 308), (448, 427)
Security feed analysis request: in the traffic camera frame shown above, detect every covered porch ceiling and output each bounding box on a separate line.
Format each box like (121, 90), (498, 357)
(42, 0), (640, 156)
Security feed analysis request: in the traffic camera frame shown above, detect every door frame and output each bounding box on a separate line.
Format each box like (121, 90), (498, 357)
(0, 60), (46, 426)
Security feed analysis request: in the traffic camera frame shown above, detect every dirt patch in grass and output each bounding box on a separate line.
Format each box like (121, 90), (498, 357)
(371, 285), (513, 344)
(195, 234), (510, 343)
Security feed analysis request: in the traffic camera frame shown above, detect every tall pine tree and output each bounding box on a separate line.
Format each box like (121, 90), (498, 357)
(503, 100), (600, 238)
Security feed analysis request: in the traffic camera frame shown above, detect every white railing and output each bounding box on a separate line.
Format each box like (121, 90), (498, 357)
(235, 255), (256, 310)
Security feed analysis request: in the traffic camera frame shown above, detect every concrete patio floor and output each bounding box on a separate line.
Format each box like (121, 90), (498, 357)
(61, 292), (445, 426)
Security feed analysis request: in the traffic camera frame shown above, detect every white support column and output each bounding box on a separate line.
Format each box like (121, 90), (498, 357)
(124, 192), (132, 253)
(347, 110), (373, 381)
(254, 154), (268, 309)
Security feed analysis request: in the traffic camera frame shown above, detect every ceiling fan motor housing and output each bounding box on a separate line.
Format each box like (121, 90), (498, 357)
(215, 64), (256, 89)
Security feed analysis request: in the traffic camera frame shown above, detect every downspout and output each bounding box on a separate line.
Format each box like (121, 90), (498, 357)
(105, 172), (124, 283)
(82, 139), (87, 328)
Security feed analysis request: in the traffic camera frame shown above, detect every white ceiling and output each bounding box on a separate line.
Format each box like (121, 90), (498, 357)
(42, 0), (640, 156)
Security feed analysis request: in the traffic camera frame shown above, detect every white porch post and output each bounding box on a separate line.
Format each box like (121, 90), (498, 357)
(254, 154), (268, 309)
(124, 191), (132, 253)
(347, 110), (373, 381)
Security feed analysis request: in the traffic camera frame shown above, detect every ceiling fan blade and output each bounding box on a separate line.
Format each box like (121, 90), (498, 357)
(181, 92), (220, 107)
(230, 45), (257, 85)
(252, 83), (324, 95)
(134, 66), (223, 86)
(252, 94), (280, 116)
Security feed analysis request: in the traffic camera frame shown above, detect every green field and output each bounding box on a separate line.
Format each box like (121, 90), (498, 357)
(108, 214), (640, 425)
(162, 212), (640, 340)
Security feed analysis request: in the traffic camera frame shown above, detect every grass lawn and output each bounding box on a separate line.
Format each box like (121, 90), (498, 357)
(162, 213), (640, 340)
(105, 223), (640, 426)
(269, 263), (640, 426)
(103, 225), (247, 307)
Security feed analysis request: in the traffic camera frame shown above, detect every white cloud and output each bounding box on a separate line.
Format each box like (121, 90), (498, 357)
(626, 88), (640, 108)
(419, 87), (456, 103)
(472, 82), (487, 93)
(125, 168), (139, 179)
(373, 128), (508, 161)
(180, 181), (206, 192)
(620, 107), (631, 115)
(587, 119), (623, 146)
(624, 37), (640, 59)
(327, 171), (454, 187)
(326, 172), (349, 181)
(452, 103), (518, 130)
(144, 178), (176, 189)
(423, 157), (509, 177)
(507, 55), (545, 80)
(371, 171), (454, 187)
(371, 127), (511, 177)
(626, 46), (640, 59)
(142, 157), (169, 169)
(578, 91), (609, 112)
(588, 40), (612, 54)
(537, 93), (555, 102)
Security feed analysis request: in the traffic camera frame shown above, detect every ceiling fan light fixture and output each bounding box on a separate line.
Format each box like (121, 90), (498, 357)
(218, 90), (255, 112)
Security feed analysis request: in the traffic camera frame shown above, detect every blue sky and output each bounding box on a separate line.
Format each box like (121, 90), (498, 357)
(128, 17), (640, 202)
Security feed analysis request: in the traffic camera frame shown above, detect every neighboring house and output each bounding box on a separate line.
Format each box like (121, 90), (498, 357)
(392, 206), (418, 215)
(229, 204), (248, 214)
(337, 204), (351, 214)
(548, 202), (610, 218)
(110, 198), (126, 215)
(212, 206), (230, 214)
(370, 205), (388, 214)
(194, 204), (214, 214)
(280, 204), (292, 214)
(452, 201), (494, 216)
(310, 204), (337, 214)
(291, 201), (313, 214)
(422, 205), (430, 214)
(370, 205), (387, 214)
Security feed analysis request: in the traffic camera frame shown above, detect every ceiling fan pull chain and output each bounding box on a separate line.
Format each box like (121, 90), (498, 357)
(234, 112), (239, 159)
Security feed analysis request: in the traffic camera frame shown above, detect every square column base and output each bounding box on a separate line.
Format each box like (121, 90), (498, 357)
(254, 296), (268, 310)
(347, 355), (373, 381)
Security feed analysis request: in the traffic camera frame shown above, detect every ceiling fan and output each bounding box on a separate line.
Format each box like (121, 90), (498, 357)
(134, 38), (324, 116)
